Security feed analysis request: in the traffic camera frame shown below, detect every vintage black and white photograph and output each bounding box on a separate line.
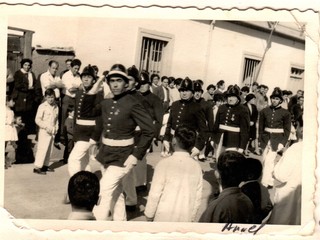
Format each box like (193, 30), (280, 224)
(0, 2), (319, 240)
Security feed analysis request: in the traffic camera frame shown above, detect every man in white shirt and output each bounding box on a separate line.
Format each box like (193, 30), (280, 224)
(61, 59), (82, 140)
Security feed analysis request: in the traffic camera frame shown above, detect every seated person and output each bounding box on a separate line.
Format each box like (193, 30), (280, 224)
(240, 158), (273, 223)
(199, 151), (254, 223)
(68, 171), (100, 220)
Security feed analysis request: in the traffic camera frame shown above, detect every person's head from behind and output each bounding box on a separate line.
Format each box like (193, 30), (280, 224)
(173, 125), (196, 153)
(217, 151), (246, 189)
(68, 171), (100, 211)
(44, 89), (56, 105)
(242, 158), (262, 182)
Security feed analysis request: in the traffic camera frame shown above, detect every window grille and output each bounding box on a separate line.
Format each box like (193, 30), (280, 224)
(139, 37), (167, 75)
(242, 57), (261, 86)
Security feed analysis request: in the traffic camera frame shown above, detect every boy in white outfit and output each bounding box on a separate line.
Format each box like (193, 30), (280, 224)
(33, 89), (59, 174)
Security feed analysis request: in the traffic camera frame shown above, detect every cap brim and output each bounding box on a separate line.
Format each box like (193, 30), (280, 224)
(106, 70), (129, 81)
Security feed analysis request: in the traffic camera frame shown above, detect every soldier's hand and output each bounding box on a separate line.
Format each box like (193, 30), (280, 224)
(277, 143), (284, 152)
(163, 140), (170, 153)
(191, 147), (200, 157)
(124, 155), (138, 173)
(238, 148), (244, 154)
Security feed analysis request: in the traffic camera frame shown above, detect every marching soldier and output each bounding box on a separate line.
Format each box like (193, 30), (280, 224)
(90, 64), (154, 221)
(213, 85), (250, 157)
(67, 65), (104, 177)
(259, 87), (291, 188)
(163, 78), (208, 158)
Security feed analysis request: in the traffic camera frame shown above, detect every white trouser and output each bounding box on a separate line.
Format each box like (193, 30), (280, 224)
(93, 166), (128, 221)
(261, 143), (277, 187)
(68, 141), (91, 177)
(34, 129), (54, 168)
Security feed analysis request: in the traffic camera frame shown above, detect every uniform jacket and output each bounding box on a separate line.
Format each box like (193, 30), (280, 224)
(213, 102), (250, 149)
(12, 69), (36, 112)
(73, 87), (103, 142)
(144, 151), (203, 222)
(92, 92), (154, 165)
(164, 98), (208, 150)
(259, 105), (291, 151)
(141, 90), (164, 139)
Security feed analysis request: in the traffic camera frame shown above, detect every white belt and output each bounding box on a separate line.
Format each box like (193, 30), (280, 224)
(265, 127), (284, 133)
(219, 124), (240, 132)
(102, 137), (134, 146)
(76, 119), (95, 126)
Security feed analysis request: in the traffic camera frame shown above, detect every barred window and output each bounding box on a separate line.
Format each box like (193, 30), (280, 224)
(242, 57), (261, 85)
(139, 37), (168, 75)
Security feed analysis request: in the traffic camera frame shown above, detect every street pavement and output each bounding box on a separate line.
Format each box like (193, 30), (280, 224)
(4, 135), (260, 221)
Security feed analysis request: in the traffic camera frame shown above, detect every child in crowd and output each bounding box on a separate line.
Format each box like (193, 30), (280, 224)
(33, 89), (59, 174)
(62, 105), (75, 164)
(199, 151), (254, 223)
(144, 125), (203, 222)
(67, 171), (100, 220)
(240, 158), (273, 223)
(15, 115), (35, 164)
(5, 96), (18, 168)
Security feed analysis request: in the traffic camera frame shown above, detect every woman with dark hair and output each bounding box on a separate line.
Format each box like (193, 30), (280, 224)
(145, 125), (203, 222)
(12, 58), (37, 134)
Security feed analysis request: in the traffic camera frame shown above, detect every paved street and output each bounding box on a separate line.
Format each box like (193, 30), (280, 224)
(4, 135), (260, 221)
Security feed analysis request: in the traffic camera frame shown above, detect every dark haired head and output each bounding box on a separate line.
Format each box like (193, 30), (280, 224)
(217, 151), (246, 188)
(67, 104), (75, 113)
(150, 74), (160, 83)
(65, 59), (73, 63)
(241, 86), (250, 93)
(174, 125), (196, 151)
(217, 80), (225, 88)
(68, 171), (100, 211)
(243, 158), (262, 181)
(213, 93), (224, 103)
(252, 82), (259, 87)
(127, 65), (140, 83)
(48, 60), (59, 67)
(44, 88), (56, 97)
(20, 58), (32, 68)
(207, 84), (215, 91)
(161, 76), (168, 82)
(174, 78), (183, 86)
(71, 59), (82, 67)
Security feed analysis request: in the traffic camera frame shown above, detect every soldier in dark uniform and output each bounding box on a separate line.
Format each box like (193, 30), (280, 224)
(67, 65), (104, 177)
(213, 85), (250, 157)
(259, 87), (291, 188)
(90, 64), (154, 221)
(193, 81), (213, 160)
(163, 78), (208, 158)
